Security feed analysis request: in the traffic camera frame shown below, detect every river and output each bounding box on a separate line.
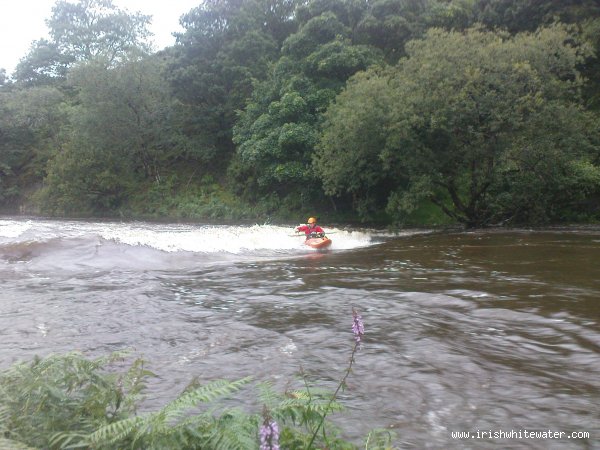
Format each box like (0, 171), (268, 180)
(0, 218), (599, 448)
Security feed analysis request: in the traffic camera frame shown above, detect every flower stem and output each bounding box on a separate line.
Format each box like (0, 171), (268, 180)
(306, 341), (359, 449)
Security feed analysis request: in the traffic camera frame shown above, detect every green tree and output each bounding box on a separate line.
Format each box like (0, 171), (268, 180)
(12, 39), (73, 86)
(581, 17), (600, 110)
(167, 0), (300, 174)
(14, 0), (151, 85)
(317, 25), (600, 226)
(490, 101), (600, 223)
(0, 86), (67, 208)
(48, 0), (151, 62)
(39, 56), (188, 214)
(314, 68), (398, 216)
(473, 0), (600, 33)
(426, 0), (478, 30)
(355, 0), (431, 62)
(231, 6), (383, 208)
(70, 57), (188, 180)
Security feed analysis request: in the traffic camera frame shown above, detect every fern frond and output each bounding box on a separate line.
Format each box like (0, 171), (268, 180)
(202, 409), (260, 450)
(162, 377), (251, 423)
(48, 431), (89, 449)
(79, 378), (253, 449)
(280, 397), (343, 414)
(87, 414), (147, 446)
(0, 403), (10, 428)
(256, 381), (279, 410)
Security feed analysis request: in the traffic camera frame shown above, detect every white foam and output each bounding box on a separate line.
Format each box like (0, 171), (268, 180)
(0, 219), (375, 254)
(99, 224), (373, 253)
(0, 220), (32, 238)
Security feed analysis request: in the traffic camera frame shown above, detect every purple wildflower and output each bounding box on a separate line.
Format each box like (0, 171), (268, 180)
(352, 308), (364, 343)
(259, 419), (280, 450)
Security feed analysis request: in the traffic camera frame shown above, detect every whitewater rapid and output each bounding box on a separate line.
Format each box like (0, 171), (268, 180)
(0, 218), (376, 254)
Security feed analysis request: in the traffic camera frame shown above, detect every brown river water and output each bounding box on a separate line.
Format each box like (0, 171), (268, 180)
(0, 218), (599, 449)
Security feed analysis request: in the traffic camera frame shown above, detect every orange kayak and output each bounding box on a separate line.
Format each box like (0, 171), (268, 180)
(304, 236), (332, 249)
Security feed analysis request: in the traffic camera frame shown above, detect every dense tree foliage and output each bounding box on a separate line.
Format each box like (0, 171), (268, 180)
(232, 5), (384, 209)
(1, 0), (599, 226)
(472, 0), (600, 33)
(14, 0), (151, 86)
(38, 56), (190, 214)
(317, 25), (600, 226)
(0, 86), (67, 207)
(166, 0), (301, 174)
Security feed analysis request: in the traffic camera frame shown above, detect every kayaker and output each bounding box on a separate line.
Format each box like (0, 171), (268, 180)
(296, 217), (325, 239)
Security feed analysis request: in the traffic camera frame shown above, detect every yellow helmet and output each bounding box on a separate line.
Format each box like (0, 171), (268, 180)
(307, 217), (317, 224)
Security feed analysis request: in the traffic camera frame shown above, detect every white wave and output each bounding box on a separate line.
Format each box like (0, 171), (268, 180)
(0, 220), (32, 238)
(0, 218), (375, 253)
(100, 223), (373, 253)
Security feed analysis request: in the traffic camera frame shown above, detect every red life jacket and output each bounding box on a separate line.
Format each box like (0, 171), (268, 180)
(297, 224), (324, 235)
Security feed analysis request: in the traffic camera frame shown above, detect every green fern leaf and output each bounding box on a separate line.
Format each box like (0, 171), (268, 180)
(87, 415), (146, 445)
(162, 377), (251, 423)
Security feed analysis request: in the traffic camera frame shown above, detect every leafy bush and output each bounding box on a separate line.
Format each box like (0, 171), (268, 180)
(0, 351), (147, 449)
